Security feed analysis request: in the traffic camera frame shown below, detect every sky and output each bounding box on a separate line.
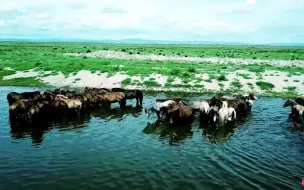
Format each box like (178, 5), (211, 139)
(0, 0), (304, 43)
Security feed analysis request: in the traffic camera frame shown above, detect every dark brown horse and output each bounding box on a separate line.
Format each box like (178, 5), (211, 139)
(111, 88), (143, 107)
(166, 103), (193, 125)
(7, 91), (41, 105)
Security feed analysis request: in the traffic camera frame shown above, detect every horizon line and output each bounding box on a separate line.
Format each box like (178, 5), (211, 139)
(1, 38), (304, 47)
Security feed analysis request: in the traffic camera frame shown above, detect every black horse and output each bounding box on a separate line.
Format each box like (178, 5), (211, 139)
(295, 97), (304, 106)
(7, 91), (41, 105)
(111, 88), (143, 107)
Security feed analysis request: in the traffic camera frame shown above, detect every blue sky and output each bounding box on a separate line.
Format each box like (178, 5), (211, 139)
(0, 0), (304, 43)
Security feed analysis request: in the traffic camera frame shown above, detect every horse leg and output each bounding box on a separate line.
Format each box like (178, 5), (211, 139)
(120, 99), (126, 108)
(136, 98), (139, 107)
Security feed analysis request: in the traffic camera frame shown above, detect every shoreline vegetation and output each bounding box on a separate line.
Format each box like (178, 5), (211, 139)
(0, 42), (303, 98)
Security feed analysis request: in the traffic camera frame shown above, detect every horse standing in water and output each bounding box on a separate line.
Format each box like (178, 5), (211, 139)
(283, 99), (304, 122)
(145, 100), (177, 120)
(111, 88), (143, 107)
(218, 101), (229, 126)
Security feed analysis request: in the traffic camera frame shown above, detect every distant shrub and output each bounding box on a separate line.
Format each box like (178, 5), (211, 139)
(218, 75), (228, 81)
(284, 86), (296, 91)
(129, 52), (133, 55)
(182, 72), (190, 77)
(247, 82), (253, 86)
(185, 55), (188, 57)
(170, 69), (181, 76)
(143, 79), (160, 87)
(187, 67), (196, 73)
(35, 62), (42, 67)
(167, 77), (174, 83)
(177, 53), (181, 56)
(121, 78), (132, 85)
(256, 81), (274, 90)
(231, 81), (242, 88)
(86, 49), (92, 53)
(121, 49), (127, 52)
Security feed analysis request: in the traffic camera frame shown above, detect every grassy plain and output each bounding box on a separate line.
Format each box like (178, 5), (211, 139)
(0, 42), (303, 97)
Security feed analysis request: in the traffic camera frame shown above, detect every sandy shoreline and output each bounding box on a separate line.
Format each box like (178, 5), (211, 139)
(2, 68), (304, 96)
(66, 50), (304, 68)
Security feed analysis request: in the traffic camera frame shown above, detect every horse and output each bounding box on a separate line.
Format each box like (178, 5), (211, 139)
(167, 103), (193, 125)
(283, 99), (304, 122)
(9, 99), (36, 120)
(192, 101), (211, 121)
(145, 100), (177, 120)
(55, 95), (83, 114)
(111, 88), (143, 107)
(209, 106), (219, 126)
(7, 91), (41, 105)
(209, 96), (251, 113)
(95, 92), (126, 109)
(295, 97), (304, 106)
(232, 93), (258, 101)
(227, 107), (237, 122)
(218, 101), (229, 126)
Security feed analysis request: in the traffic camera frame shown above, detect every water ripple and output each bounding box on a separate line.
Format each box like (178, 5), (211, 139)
(0, 87), (304, 190)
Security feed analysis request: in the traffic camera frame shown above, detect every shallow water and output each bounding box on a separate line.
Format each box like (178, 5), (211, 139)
(0, 86), (304, 190)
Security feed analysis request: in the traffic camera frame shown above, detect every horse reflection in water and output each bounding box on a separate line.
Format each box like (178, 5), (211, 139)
(143, 121), (193, 146)
(9, 106), (142, 146)
(90, 105), (143, 121)
(9, 112), (91, 146)
(200, 111), (252, 143)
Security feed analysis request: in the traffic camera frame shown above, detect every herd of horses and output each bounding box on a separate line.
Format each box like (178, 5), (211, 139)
(7, 87), (304, 127)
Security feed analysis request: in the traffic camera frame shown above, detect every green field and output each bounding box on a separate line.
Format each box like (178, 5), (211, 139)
(0, 42), (303, 97)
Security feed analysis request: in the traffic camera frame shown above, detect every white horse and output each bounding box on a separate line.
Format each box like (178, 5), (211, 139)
(228, 107), (237, 122)
(145, 100), (176, 119)
(218, 101), (229, 126)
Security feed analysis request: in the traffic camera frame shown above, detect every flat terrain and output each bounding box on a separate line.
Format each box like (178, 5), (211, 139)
(0, 42), (303, 97)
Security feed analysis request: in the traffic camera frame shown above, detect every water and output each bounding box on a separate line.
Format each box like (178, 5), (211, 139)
(0, 86), (304, 190)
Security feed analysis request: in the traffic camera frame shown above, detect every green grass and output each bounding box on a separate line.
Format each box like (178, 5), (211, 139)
(143, 79), (161, 87)
(0, 77), (46, 87)
(217, 75), (228, 81)
(121, 77), (132, 85)
(238, 73), (252, 79)
(231, 80), (242, 88)
(283, 86), (297, 91)
(0, 42), (303, 97)
(256, 81), (275, 90)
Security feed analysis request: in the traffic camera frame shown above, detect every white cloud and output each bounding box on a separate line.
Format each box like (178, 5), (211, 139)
(246, 0), (256, 5)
(0, 0), (304, 43)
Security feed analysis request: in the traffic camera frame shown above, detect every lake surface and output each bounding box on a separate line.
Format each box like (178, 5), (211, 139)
(0, 86), (303, 190)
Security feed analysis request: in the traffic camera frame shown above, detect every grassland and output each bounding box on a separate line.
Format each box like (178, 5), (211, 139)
(0, 42), (303, 97)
